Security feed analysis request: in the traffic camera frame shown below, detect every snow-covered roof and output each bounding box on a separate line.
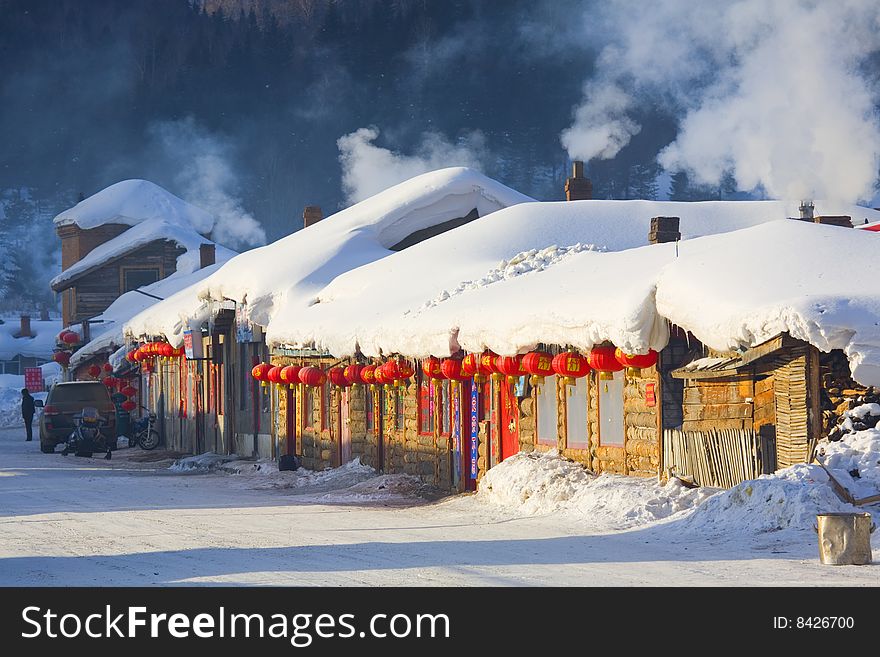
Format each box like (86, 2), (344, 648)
(70, 258), (235, 367)
(0, 316), (62, 362)
(125, 167), (531, 342)
(53, 179), (214, 233)
(266, 199), (880, 358)
(50, 218), (236, 291)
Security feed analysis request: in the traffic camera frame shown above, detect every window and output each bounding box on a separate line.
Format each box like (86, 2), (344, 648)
(394, 387), (404, 430)
(565, 376), (589, 449)
(365, 385), (375, 432)
(440, 380), (451, 436)
(321, 380), (330, 431)
(122, 267), (160, 292)
(303, 385), (315, 430)
(598, 370), (625, 447)
(537, 375), (558, 446)
(418, 375), (434, 435)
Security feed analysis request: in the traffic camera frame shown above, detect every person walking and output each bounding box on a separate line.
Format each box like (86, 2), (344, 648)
(21, 388), (35, 441)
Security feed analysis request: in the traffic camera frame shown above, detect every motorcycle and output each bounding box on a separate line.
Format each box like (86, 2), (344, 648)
(131, 406), (160, 450)
(62, 407), (112, 460)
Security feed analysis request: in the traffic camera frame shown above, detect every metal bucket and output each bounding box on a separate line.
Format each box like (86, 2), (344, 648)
(815, 513), (875, 565)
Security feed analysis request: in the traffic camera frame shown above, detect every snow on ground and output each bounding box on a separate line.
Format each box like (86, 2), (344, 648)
(171, 452), (431, 502)
(475, 450), (716, 529)
(818, 426), (880, 501)
(1, 427), (878, 586)
(126, 167), (531, 345)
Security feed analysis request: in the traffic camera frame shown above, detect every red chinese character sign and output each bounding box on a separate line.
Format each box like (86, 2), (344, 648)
(645, 382), (657, 407)
(24, 367), (44, 393)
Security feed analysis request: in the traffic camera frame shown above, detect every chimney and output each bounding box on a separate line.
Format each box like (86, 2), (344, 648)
(303, 205), (323, 229)
(19, 314), (31, 338)
(798, 200), (815, 221)
(649, 216), (681, 244)
(565, 161), (593, 201)
(199, 243), (216, 269)
(814, 215), (853, 228)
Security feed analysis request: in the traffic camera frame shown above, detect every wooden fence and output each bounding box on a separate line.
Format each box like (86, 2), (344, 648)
(663, 428), (772, 488)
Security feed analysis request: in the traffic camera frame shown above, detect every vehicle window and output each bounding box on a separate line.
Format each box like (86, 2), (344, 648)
(48, 385), (111, 404)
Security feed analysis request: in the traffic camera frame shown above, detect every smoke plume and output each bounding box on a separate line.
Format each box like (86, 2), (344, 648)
(149, 118), (267, 248)
(561, 0), (880, 202)
(337, 127), (487, 204)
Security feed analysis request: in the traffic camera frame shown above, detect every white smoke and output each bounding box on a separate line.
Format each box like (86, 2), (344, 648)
(561, 0), (880, 202)
(150, 118), (267, 248)
(337, 127), (487, 204)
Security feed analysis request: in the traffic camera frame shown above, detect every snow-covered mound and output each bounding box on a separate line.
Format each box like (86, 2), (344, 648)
(126, 167), (530, 344)
(0, 316), (62, 361)
(169, 452), (239, 472)
(681, 429), (880, 534)
(831, 402), (880, 436)
(475, 450), (714, 528)
(53, 179), (214, 233)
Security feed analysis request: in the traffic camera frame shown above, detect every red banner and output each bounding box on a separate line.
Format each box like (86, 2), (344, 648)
(24, 367), (44, 393)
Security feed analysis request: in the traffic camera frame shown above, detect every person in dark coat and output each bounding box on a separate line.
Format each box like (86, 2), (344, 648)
(21, 388), (35, 441)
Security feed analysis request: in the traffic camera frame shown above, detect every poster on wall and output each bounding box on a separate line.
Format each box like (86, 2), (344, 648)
(469, 383), (479, 480)
(24, 367), (44, 393)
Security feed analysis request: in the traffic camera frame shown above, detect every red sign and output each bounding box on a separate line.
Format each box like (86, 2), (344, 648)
(24, 367), (44, 392)
(645, 382), (656, 407)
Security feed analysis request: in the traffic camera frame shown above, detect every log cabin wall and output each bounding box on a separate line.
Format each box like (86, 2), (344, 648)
(622, 370), (661, 477)
(773, 344), (820, 468)
(681, 375), (755, 432)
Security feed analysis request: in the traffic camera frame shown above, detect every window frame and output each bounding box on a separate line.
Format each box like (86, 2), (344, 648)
(120, 266), (161, 293)
(536, 374), (559, 447)
(418, 371), (435, 436)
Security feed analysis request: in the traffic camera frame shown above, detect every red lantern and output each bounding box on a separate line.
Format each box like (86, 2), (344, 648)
(588, 346), (624, 380)
(160, 343), (174, 358)
(440, 358), (469, 381)
(422, 356), (445, 380)
(102, 362), (113, 373)
(361, 365), (377, 386)
(382, 357), (414, 386)
(614, 348), (658, 377)
(121, 400), (137, 412)
(462, 352), (494, 382)
(87, 364), (101, 378)
(52, 351), (71, 368)
(102, 376), (116, 389)
(374, 365), (390, 386)
(121, 385), (137, 398)
(343, 364), (365, 385)
(552, 351), (591, 386)
(126, 349), (138, 363)
(280, 365), (302, 388)
(267, 366), (283, 385)
(495, 355), (527, 382)
(60, 331), (79, 345)
(251, 362), (272, 387)
(299, 366), (326, 387)
(522, 351), (554, 385)
(329, 366), (350, 387)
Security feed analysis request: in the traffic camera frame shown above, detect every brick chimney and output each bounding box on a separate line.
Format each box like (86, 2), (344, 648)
(649, 216), (681, 244)
(303, 205), (323, 229)
(19, 314), (31, 338)
(199, 243), (216, 269)
(565, 161), (593, 201)
(814, 215), (853, 228)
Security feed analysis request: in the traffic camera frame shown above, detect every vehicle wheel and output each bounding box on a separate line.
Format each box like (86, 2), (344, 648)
(140, 429), (160, 450)
(40, 442), (55, 454)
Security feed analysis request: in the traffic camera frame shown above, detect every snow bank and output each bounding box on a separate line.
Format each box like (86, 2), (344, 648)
(475, 451), (714, 528)
(817, 428), (880, 501)
(169, 452), (239, 472)
(126, 167), (530, 344)
(53, 179), (214, 233)
(0, 379), (47, 428)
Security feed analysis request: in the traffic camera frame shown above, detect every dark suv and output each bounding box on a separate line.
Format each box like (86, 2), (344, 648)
(39, 381), (116, 454)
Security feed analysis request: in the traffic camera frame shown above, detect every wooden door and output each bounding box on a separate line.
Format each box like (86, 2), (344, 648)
(285, 386), (296, 455)
(339, 388), (352, 465)
(500, 381), (520, 460)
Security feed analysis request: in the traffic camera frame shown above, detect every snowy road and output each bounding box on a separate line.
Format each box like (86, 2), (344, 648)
(0, 427), (876, 586)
